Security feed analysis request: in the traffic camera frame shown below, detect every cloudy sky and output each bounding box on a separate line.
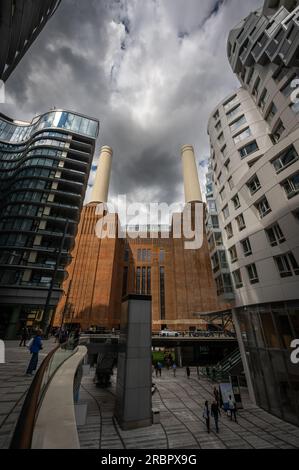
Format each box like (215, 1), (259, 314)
(0, 0), (262, 220)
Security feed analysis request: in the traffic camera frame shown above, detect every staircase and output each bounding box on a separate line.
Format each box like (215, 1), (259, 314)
(202, 348), (242, 382)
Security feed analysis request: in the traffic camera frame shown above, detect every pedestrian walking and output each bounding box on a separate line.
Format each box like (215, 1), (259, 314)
(26, 329), (43, 376)
(202, 401), (210, 433)
(19, 325), (29, 347)
(157, 361), (162, 377)
(186, 366), (191, 378)
(211, 400), (221, 433)
(213, 386), (220, 405)
(228, 395), (238, 422)
(172, 362), (177, 377)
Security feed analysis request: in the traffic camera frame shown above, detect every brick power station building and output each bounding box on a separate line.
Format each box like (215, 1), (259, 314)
(54, 145), (229, 332)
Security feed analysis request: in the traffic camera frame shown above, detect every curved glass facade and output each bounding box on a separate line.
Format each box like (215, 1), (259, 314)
(0, 111), (99, 338)
(0, 110), (99, 143)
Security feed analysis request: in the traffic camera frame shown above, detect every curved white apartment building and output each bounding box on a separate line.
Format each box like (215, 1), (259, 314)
(206, 0), (299, 426)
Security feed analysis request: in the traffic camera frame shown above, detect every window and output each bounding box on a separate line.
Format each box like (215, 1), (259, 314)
(141, 266), (146, 294)
(215, 232), (223, 246)
(159, 249), (165, 262)
(211, 215), (219, 228)
(136, 267), (141, 293)
(223, 205), (230, 220)
(215, 121), (222, 132)
(273, 66), (286, 83)
(272, 146), (298, 173)
(241, 238), (252, 256)
(275, 253), (299, 277)
(281, 173), (299, 199)
(252, 76), (261, 98)
(224, 159), (230, 173)
(246, 68), (254, 85)
(281, 74), (297, 97)
(239, 140), (259, 159)
(225, 223), (233, 239)
(218, 132), (224, 143)
(124, 247), (129, 263)
(246, 263), (259, 284)
(220, 187), (225, 202)
(221, 144), (228, 158)
(226, 104), (241, 120)
(247, 174), (261, 195)
(259, 88), (269, 110)
(207, 199), (217, 212)
(137, 249), (141, 261)
(232, 269), (243, 288)
(256, 197), (271, 218)
(228, 177), (234, 190)
(266, 223), (285, 247)
(233, 127), (251, 144)
(159, 266), (165, 320)
(214, 110), (220, 121)
(223, 95), (238, 112)
(236, 213), (246, 231)
(229, 245), (238, 263)
(147, 267), (151, 294)
(230, 115), (246, 132)
(147, 249), (151, 262)
(232, 194), (241, 210)
(266, 102), (277, 123)
(271, 120), (285, 143)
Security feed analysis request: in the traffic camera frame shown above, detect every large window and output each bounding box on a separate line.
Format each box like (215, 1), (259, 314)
(223, 95), (239, 112)
(246, 263), (259, 284)
(226, 104), (241, 120)
(241, 237), (252, 256)
(236, 213), (246, 231)
(141, 266), (146, 294)
(271, 120), (286, 143)
(256, 197), (271, 218)
(266, 223), (285, 247)
(274, 253), (299, 277)
(222, 205), (230, 220)
(229, 245), (238, 263)
(272, 146), (298, 173)
(239, 140), (259, 159)
(281, 173), (299, 199)
(233, 127), (252, 144)
(247, 174), (261, 195)
(159, 266), (165, 320)
(229, 115), (246, 132)
(232, 194), (241, 210)
(225, 223), (233, 239)
(266, 102), (278, 123)
(232, 269), (243, 288)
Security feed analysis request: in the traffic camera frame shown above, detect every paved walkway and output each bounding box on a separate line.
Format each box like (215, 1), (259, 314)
(78, 367), (299, 449)
(0, 339), (56, 449)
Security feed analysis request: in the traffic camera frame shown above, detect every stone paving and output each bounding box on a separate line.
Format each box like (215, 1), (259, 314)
(0, 339), (56, 449)
(78, 367), (299, 450)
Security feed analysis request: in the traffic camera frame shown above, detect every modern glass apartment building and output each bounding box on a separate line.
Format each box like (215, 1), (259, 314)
(0, 0), (61, 81)
(206, 0), (299, 425)
(0, 110), (99, 338)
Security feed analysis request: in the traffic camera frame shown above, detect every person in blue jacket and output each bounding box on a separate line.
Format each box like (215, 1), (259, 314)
(26, 329), (43, 376)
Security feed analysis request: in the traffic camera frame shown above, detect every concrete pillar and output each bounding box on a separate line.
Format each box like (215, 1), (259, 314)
(6, 306), (21, 340)
(181, 145), (202, 203)
(115, 294), (152, 430)
(90, 146), (113, 203)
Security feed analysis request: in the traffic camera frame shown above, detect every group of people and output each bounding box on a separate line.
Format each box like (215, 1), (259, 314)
(202, 387), (238, 434)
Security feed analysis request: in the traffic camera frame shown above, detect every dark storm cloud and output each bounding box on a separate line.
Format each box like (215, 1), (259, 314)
(0, 0), (262, 211)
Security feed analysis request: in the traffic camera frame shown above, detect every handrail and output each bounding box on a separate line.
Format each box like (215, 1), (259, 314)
(10, 343), (61, 449)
